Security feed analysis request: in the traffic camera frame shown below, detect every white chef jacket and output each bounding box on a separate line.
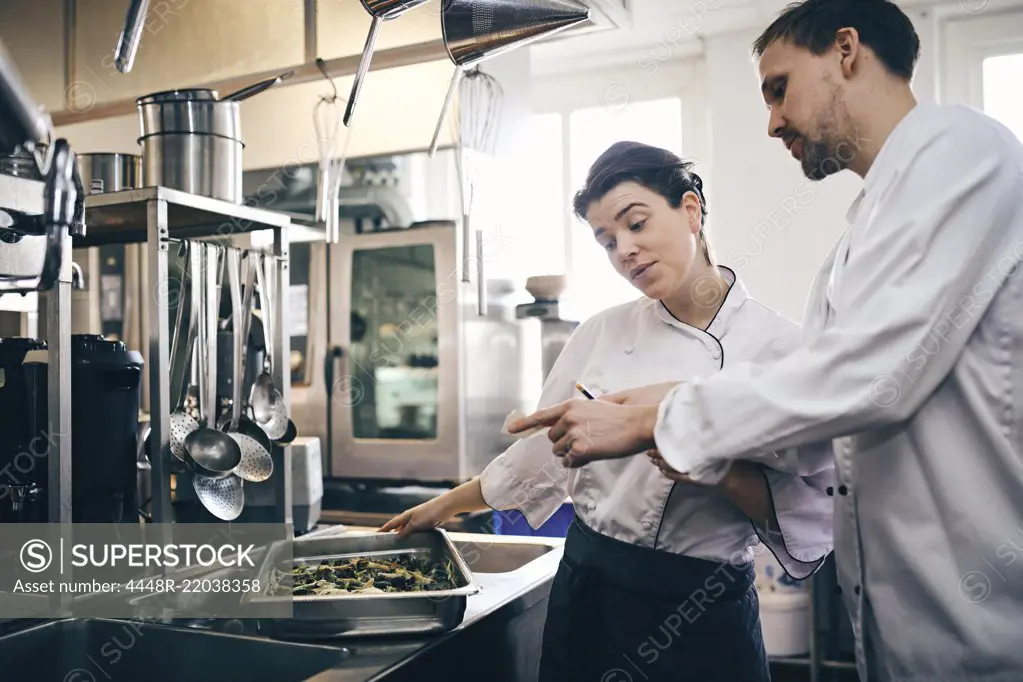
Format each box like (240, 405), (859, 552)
(479, 267), (835, 579)
(654, 103), (1023, 681)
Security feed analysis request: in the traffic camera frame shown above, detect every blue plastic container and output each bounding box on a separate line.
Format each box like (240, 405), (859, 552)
(492, 502), (575, 538)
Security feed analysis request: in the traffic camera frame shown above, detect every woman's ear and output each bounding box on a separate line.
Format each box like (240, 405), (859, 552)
(682, 191), (703, 235)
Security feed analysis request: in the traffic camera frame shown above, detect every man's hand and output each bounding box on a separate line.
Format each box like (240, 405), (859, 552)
(506, 398), (659, 467)
(603, 381), (681, 406)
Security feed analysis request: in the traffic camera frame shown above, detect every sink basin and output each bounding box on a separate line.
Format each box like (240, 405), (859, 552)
(452, 539), (557, 574)
(0, 618), (350, 682)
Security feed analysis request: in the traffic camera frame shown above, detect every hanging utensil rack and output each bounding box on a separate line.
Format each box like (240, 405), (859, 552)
(77, 185), (294, 536)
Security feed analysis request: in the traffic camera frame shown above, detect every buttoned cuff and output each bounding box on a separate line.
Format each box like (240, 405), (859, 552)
(653, 383), (731, 484)
(478, 448), (567, 530)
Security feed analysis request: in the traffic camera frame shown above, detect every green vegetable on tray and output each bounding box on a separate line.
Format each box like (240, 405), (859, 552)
(270, 554), (461, 596)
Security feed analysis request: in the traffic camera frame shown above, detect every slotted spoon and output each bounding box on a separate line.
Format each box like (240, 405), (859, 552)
(192, 473), (244, 521)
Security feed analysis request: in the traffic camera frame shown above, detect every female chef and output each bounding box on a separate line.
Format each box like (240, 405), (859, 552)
(380, 141), (835, 682)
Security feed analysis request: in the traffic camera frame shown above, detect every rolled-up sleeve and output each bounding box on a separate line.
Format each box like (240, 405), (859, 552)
(654, 114), (1023, 480)
(478, 318), (599, 529)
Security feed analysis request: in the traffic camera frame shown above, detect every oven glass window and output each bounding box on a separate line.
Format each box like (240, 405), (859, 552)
(350, 244), (439, 440)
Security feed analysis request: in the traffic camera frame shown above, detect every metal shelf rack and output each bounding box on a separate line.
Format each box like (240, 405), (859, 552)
(80, 186), (294, 532)
(768, 562), (859, 681)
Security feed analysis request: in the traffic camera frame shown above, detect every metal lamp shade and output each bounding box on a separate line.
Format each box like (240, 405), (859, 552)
(428, 0), (590, 156)
(442, 0), (591, 68)
(344, 0), (434, 127)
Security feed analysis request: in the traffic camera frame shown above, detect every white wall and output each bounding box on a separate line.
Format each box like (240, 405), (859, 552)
(702, 29), (861, 323)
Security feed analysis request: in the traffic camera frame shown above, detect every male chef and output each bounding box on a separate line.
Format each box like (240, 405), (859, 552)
(508, 1), (1023, 680)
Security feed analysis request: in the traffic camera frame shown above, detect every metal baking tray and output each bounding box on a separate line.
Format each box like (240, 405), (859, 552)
(244, 529), (480, 639)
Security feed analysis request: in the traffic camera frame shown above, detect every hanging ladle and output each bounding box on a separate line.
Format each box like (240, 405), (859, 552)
(343, 0), (433, 128)
(183, 243), (242, 479)
(249, 251), (289, 440)
(221, 246), (273, 482)
(169, 241), (200, 461)
(239, 251), (297, 445)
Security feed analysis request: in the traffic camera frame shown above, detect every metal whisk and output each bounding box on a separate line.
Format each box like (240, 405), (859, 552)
(452, 67), (503, 303)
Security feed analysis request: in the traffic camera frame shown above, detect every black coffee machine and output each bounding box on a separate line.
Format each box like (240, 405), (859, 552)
(0, 334), (144, 523)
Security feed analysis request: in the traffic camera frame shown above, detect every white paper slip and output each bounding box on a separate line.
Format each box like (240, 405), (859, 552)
(501, 409), (548, 439)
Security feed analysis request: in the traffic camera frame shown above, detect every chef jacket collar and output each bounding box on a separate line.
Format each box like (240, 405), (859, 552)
(654, 265), (747, 340)
(846, 101), (930, 224)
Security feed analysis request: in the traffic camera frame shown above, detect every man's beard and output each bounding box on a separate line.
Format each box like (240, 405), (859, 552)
(801, 136), (850, 181)
(799, 93), (859, 181)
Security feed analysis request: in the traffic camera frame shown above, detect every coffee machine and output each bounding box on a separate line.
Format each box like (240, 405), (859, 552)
(0, 334), (144, 523)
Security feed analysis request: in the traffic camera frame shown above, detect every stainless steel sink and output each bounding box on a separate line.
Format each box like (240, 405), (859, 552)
(452, 538), (558, 574)
(0, 618), (350, 682)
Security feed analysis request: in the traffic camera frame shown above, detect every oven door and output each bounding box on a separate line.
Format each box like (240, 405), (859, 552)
(327, 224), (461, 481)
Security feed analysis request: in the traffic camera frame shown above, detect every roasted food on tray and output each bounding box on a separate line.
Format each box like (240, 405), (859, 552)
(270, 554), (461, 596)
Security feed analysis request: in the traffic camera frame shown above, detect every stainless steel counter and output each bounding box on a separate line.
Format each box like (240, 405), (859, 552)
(0, 528), (564, 682)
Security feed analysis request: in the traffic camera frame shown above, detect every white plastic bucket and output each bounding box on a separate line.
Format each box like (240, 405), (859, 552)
(758, 591), (810, 657)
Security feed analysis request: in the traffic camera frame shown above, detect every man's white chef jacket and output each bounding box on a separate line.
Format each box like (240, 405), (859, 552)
(655, 103), (1023, 681)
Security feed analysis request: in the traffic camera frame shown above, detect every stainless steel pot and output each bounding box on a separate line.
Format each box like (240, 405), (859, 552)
(135, 74), (288, 204)
(140, 134), (242, 203)
(137, 89), (242, 139)
(77, 152), (140, 194)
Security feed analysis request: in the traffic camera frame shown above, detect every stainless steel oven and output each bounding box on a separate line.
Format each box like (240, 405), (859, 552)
(290, 221), (541, 484)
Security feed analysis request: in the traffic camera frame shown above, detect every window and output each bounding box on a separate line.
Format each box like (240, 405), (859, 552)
(982, 53), (1023, 142)
(525, 97), (684, 323)
(942, 11), (1023, 132)
(514, 112), (565, 278)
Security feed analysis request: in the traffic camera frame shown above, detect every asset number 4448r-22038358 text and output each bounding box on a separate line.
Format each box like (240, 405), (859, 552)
(122, 578), (262, 593)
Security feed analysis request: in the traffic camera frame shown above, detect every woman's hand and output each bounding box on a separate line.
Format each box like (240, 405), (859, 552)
(647, 449), (703, 485)
(379, 496), (456, 538)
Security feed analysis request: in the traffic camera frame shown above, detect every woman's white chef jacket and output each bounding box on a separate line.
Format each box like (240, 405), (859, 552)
(653, 103), (1023, 681)
(479, 267), (836, 578)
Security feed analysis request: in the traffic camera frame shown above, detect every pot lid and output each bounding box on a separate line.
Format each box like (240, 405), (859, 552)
(136, 88), (219, 105)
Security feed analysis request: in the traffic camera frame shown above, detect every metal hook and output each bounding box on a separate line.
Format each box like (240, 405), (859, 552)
(315, 58), (338, 103)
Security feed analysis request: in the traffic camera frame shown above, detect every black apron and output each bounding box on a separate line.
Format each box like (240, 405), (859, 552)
(539, 518), (771, 682)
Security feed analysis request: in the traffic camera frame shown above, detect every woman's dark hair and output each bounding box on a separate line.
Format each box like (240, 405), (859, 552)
(572, 141), (712, 265)
(752, 0), (920, 82)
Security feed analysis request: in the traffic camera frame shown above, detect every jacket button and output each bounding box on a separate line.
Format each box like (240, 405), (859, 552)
(854, 585), (861, 596)
(838, 485), (848, 496)
(826, 486), (834, 496)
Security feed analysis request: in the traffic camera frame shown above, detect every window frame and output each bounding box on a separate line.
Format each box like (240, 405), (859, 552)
(941, 9), (1023, 108)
